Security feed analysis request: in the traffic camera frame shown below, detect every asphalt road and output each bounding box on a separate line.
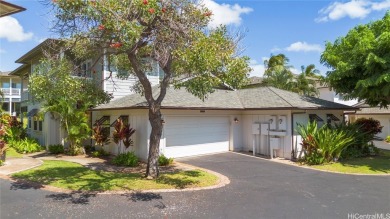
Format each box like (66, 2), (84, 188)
(1, 152), (389, 219)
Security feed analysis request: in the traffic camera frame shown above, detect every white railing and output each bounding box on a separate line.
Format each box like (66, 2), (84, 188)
(0, 88), (21, 96)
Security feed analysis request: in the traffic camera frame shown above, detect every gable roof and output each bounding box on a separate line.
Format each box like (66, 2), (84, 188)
(93, 86), (356, 111)
(0, 1), (25, 17)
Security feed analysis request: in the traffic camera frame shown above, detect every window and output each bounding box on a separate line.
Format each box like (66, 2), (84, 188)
(28, 117), (31, 129)
(94, 116), (110, 136)
(309, 114), (324, 123)
(38, 120), (43, 131)
(33, 119), (38, 130)
(326, 114), (340, 125)
(75, 60), (92, 78)
(110, 115), (129, 127)
(11, 83), (21, 89)
(2, 82), (10, 88)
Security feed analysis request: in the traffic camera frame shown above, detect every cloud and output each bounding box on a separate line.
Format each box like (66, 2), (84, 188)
(203, 0), (253, 29)
(316, 0), (390, 22)
(285, 41), (322, 53)
(289, 67), (300, 75)
(0, 17), (33, 42)
(249, 60), (265, 77)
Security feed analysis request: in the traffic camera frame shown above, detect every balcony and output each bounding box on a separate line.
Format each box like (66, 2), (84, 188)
(1, 88), (21, 96)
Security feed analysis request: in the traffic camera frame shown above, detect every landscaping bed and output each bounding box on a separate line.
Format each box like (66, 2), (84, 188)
(11, 160), (219, 191)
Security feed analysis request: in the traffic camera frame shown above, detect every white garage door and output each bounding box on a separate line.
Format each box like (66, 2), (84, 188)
(164, 116), (230, 158)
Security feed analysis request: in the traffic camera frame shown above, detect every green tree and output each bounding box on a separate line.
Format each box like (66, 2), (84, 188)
(321, 12), (390, 107)
(30, 58), (111, 154)
(51, 0), (251, 178)
(263, 54), (317, 96)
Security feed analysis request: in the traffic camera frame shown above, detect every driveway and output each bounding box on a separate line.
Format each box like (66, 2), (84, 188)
(1, 152), (389, 219)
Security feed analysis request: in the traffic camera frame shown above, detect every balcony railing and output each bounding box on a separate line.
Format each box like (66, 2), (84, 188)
(0, 88), (21, 96)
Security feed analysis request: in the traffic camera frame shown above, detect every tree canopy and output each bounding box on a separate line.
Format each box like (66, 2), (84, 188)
(321, 12), (390, 107)
(263, 54), (318, 96)
(50, 0), (251, 178)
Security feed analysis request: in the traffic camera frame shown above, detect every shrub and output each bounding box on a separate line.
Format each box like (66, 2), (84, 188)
(9, 138), (42, 154)
(48, 144), (64, 154)
(297, 121), (355, 165)
(354, 118), (382, 139)
(158, 154), (174, 166)
(112, 151), (138, 167)
(91, 149), (110, 158)
(386, 136), (390, 143)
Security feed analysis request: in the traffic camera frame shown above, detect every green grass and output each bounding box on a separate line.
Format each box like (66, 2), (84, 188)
(312, 149), (390, 174)
(12, 160), (218, 191)
(6, 147), (23, 158)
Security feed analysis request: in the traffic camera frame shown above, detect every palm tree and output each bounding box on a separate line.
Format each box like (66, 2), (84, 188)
(263, 54), (319, 96)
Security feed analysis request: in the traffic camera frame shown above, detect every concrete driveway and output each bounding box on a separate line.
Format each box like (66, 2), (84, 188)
(1, 152), (390, 219)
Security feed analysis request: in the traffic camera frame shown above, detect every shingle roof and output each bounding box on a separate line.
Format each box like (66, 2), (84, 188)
(93, 86), (356, 111)
(351, 102), (390, 114)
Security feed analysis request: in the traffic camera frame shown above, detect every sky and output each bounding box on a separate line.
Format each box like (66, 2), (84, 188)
(0, 0), (389, 77)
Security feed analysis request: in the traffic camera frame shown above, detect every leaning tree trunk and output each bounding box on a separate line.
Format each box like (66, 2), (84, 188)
(145, 104), (163, 179)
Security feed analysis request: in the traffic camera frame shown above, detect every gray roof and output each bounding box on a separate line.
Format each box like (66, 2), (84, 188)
(352, 102), (390, 114)
(93, 86), (356, 111)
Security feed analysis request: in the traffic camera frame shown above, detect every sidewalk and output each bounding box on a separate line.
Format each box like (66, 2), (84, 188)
(0, 157), (43, 175)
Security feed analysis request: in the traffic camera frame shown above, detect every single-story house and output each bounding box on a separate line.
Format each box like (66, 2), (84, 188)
(348, 102), (390, 140)
(91, 86), (357, 161)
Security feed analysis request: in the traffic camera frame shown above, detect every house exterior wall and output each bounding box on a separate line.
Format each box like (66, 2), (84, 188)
(92, 109), (149, 160)
(291, 109), (344, 158)
(241, 110), (292, 159)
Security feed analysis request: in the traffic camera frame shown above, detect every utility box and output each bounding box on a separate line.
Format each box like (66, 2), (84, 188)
(260, 123), (269, 135)
(252, 123), (260, 135)
(278, 115), (287, 131)
(270, 137), (281, 158)
(265, 115), (277, 130)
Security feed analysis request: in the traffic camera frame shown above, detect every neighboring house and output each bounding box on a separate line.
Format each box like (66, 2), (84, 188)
(0, 1), (25, 17)
(348, 102), (390, 140)
(0, 71), (27, 116)
(10, 39), (160, 146)
(91, 86), (356, 161)
(317, 85), (358, 106)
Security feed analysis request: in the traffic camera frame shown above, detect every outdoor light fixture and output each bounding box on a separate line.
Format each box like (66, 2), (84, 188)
(161, 119), (165, 125)
(234, 118), (239, 123)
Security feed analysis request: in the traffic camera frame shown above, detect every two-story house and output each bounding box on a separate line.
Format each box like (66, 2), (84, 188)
(0, 71), (27, 116)
(10, 39), (161, 146)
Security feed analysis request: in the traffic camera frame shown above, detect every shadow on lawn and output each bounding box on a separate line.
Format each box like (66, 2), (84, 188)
(339, 151), (390, 174)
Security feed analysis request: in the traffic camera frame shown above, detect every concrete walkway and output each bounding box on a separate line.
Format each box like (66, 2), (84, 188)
(0, 157), (42, 175)
(374, 140), (390, 150)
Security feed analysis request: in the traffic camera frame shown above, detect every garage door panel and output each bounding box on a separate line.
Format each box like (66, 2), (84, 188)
(164, 116), (230, 158)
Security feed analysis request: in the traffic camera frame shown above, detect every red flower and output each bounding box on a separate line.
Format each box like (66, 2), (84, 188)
(98, 25), (105, 30)
(143, 0), (148, 5)
(110, 42), (122, 48)
(204, 11), (212, 17)
(149, 8), (155, 14)
(161, 8), (166, 13)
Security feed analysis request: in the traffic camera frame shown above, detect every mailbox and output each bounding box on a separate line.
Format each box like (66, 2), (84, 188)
(278, 115), (287, 131)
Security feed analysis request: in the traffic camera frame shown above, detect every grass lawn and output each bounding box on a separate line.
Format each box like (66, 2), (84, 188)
(311, 149), (390, 174)
(12, 160), (218, 191)
(6, 147), (23, 158)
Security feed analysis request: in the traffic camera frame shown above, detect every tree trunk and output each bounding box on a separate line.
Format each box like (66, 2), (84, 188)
(145, 104), (163, 179)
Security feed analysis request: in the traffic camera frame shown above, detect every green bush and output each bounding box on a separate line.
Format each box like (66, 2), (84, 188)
(48, 144), (64, 154)
(386, 136), (390, 143)
(112, 151), (138, 167)
(297, 121), (355, 165)
(9, 138), (42, 154)
(158, 154), (174, 166)
(91, 149), (110, 158)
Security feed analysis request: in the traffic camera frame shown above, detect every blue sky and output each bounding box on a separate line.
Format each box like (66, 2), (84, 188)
(1, 0), (389, 77)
